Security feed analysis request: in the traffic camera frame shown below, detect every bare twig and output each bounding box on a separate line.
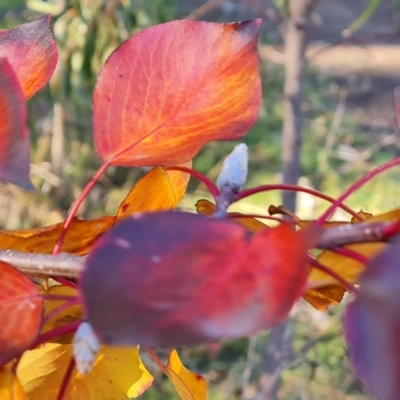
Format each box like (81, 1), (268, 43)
(282, 0), (316, 212)
(0, 250), (83, 278)
(0, 219), (397, 279)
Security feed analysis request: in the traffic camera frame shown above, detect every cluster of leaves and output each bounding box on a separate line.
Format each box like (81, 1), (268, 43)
(1, 12), (400, 400)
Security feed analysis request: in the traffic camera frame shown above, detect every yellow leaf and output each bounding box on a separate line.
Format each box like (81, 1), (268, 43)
(148, 348), (207, 400)
(117, 164), (191, 221)
(18, 344), (153, 400)
(126, 347), (154, 398)
(40, 285), (82, 344)
(0, 366), (27, 400)
(166, 350), (207, 400)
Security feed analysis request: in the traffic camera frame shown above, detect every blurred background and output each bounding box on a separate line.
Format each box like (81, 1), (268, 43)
(1, 0), (400, 399)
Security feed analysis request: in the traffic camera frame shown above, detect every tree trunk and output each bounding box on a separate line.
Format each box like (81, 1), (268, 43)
(282, 0), (315, 211)
(258, 2), (317, 399)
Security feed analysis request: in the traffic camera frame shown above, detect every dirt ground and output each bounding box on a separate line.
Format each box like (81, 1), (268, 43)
(176, 0), (400, 139)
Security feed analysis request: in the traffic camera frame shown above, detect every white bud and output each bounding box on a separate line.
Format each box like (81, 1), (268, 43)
(217, 143), (248, 192)
(73, 322), (100, 374)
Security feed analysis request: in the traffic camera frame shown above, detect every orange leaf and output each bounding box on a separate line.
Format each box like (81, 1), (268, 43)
(93, 20), (261, 166)
(0, 365), (26, 400)
(302, 285), (345, 312)
(0, 58), (33, 190)
(0, 15), (58, 99)
(196, 199), (267, 232)
(117, 165), (190, 221)
(149, 349), (207, 400)
(0, 262), (43, 365)
(0, 217), (114, 256)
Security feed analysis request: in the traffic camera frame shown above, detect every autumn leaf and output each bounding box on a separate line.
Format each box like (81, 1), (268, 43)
(0, 364), (26, 400)
(344, 239), (400, 400)
(0, 58), (33, 190)
(117, 165), (190, 220)
(0, 165), (189, 255)
(196, 199), (268, 232)
(17, 286), (153, 399)
(148, 349), (207, 400)
(0, 15), (58, 99)
(93, 19), (261, 166)
(302, 208), (400, 310)
(80, 212), (315, 347)
(0, 262), (43, 366)
(18, 344), (153, 400)
(0, 217), (114, 256)
(39, 285), (82, 344)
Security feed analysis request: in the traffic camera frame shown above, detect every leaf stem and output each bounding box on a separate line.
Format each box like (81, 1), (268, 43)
(53, 162), (110, 255)
(329, 246), (369, 264)
(57, 356), (75, 400)
(316, 156), (400, 225)
(237, 184), (362, 221)
(34, 320), (81, 347)
(308, 257), (357, 293)
(165, 165), (220, 198)
(42, 297), (80, 327)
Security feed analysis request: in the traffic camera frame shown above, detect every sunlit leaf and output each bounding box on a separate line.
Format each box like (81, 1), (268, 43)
(93, 19), (261, 166)
(149, 349), (207, 400)
(0, 365), (26, 400)
(40, 285), (82, 344)
(117, 165), (190, 220)
(0, 58), (33, 190)
(344, 239), (400, 400)
(0, 15), (58, 99)
(303, 208), (400, 309)
(81, 212), (315, 347)
(0, 217), (114, 256)
(0, 262), (43, 365)
(18, 344), (153, 400)
(302, 285), (345, 312)
(196, 199), (267, 232)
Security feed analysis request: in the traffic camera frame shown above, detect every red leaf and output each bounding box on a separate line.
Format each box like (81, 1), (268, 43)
(0, 15), (58, 99)
(344, 240), (400, 400)
(0, 58), (33, 190)
(0, 262), (43, 366)
(80, 212), (313, 347)
(93, 19), (262, 167)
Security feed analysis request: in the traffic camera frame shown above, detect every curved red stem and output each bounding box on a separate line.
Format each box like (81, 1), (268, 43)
(308, 256), (357, 293)
(317, 156), (400, 225)
(238, 184), (363, 221)
(53, 162), (110, 255)
(165, 165), (220, 198)
(57, 357), (75, 400)
(34, 320), (81, 347)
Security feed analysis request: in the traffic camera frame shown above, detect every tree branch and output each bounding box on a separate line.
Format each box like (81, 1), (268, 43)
(0, 218), (394, 279)
(282, 0), (316, 212)
(0, 250), (83, 278)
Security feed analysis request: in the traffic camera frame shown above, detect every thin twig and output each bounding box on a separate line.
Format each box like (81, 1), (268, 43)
(0, 219), (397, 278)
(0, 250), (84, 278)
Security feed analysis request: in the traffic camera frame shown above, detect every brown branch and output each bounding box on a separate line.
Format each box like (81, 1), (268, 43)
(0, 219), (395, 279)
(0, 250), (84, 278)
(281, 0), (316, 212)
